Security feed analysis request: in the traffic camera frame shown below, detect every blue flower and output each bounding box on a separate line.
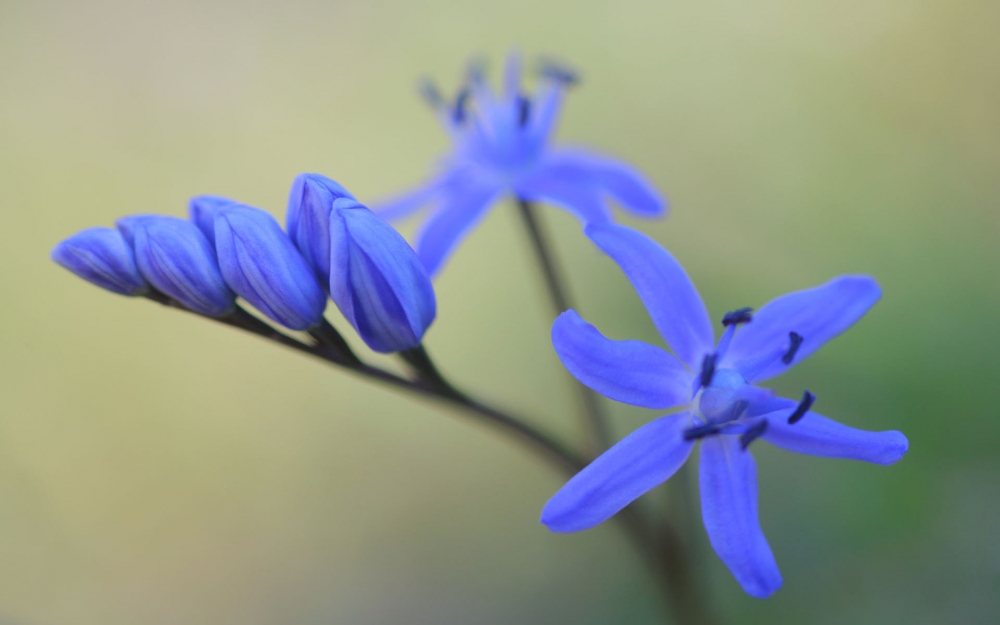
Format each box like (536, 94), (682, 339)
(540, 222), (908, 598)
(117, 215), (236, 316)
(286, 173), (356, 287)
(329, 198), (436, 353)
(214, 204), (328, 331)
(51, 227), (149, 296)
(376, 52), (666, 277)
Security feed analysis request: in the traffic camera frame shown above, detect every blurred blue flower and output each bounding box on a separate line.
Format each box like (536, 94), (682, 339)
(214, 204), (328, 331)
(329, 198), (436, 353)
(376, 52), (666, 277)
(51, 227), (149, 296)
(286, 173), (356, 286)
(541, 222), (908, 599)
(117, 215), (235, 316)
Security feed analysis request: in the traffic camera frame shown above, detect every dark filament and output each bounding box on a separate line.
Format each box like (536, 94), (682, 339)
(700, 353), (717, 388)
(518, 96), (531, 127)
(740, 419), (769, 450)
(684, 423), (720, 441)
(787, 390), (815, 424)
(452, 89), (470, 124)
(538, 58), (580, 86)
(722, 307), (753, 327)
(782, 331), (803, 364)
(418, 79), (445, 109)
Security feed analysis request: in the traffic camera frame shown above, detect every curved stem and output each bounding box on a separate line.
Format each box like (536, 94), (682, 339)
(144, 294), (716, 623)
(513, 197), (612, 453)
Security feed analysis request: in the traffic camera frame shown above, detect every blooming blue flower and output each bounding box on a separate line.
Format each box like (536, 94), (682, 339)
(189, 195), (238, 243)
(376, 52), (666, 277)
(51, 227), (149, 296)
(540, 222), (908, 598)
(286, 173), (356, 287)
(117, 215), (235, 316)
(329, 198), (436, 353)
(213, 204), (328, 331)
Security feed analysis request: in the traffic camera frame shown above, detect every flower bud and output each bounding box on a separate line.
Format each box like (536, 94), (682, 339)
(117, 215), (236, 316)
(286, 173), (356, 286)
(51, 227), (149, 296)
(214, 204), (327, 330)
(189, 195), (237, 243)
(329, 199), (436, 353)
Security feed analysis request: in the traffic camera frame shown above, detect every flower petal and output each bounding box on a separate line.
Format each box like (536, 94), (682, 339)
(699, 435), (782, 598)
(373, 176), (447, 222)
(584, 222), (714, 370)
(724, 275), (882, 382)
(541, 413), (694, 533)
(414, 181), (502, 277)
(515, 168), (611, 224)
(552, 310), (693, 409)
(542, 148), (666, 216)
(755, 398), (908, 465)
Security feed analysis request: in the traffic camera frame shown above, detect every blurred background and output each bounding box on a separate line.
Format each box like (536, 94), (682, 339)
(1, 0), (998, 623)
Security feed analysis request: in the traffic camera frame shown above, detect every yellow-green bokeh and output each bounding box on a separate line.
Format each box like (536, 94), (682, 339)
(1, 0), (998, 623)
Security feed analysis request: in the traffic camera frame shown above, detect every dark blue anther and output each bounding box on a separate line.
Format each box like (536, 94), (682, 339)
(452, 89), (470, 124)
(722, 307), (753, 327)
(700, 353), (717, 388)
(782, 331), (803, 364)
(538, 58), (580, 86)
(518, 95), (531, 127)
(740, 419), (769, 450)
(683, 423), (720, 441)
(787, 390), (815, 424)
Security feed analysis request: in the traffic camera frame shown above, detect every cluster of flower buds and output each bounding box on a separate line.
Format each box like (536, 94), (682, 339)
(52, 174), (436, 353)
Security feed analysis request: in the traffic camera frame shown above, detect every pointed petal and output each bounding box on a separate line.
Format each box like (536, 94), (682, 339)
(515, 168), (611, 224)
(542, 149), (666, 216)
(552, 310), (693, 409)
(755, 398), (908, 465)
(502, 50), (523, 100)
(725, 276), (881, 382)
(542, 413), (694, 533)
(699, 436), (782, 598)
(585, 222), (714, 370)
(414, 181), (502, 277)
(372, 176), (447, 222)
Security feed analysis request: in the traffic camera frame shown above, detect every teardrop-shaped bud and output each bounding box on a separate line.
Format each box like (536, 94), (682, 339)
(51, 227), (149, 296)
(189, 195), (238, 243)
(286, 173), (355, 286)
(117, 215), (235, 316)
(214, 204), (327, 330)
(329, 199), (436, 353)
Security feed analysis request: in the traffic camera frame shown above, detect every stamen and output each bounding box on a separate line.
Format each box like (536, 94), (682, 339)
(782, 331), (803, 364)
(739, 419), (769, 450)
(787, 389), (815, 424)
(452, 89), (470, 124)
(518, 95), (531, 127)
(418, 79), (446, 110)
(722, 307), (753, 327)
(684, 423), (720, 441)
(700, 353), (717, 388)
(538, 58), (580, 86)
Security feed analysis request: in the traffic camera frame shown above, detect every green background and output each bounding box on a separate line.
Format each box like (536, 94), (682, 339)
(1, 0), (997, 623)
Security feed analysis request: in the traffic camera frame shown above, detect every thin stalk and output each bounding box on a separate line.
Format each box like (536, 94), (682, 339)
(143, 292), (717, 624)
(513, 197), (612, 452)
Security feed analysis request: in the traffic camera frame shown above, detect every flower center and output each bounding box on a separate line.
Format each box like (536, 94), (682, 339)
(694, 368), (749, 425)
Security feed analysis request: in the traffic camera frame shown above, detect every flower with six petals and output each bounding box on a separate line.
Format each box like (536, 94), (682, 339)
(541, 222), (908, 598)
(377, 53), (666, 277)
